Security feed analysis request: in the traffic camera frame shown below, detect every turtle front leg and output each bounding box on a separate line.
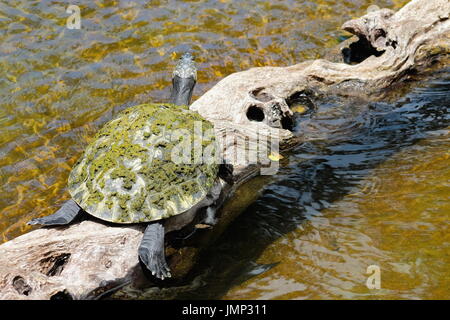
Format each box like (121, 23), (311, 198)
(28, 199), (83, 226)
(138, 222), (171, 280)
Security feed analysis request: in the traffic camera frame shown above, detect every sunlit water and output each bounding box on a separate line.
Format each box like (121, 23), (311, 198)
(2, 0), (448, 300)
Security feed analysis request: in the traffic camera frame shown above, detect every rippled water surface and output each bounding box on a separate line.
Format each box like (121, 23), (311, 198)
(117, 68), (447, 300)
(177, 70), (449, 300)
(2, 0), (449, 300)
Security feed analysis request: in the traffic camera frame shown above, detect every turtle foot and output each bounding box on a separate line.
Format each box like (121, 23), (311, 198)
(138, 222), (171, 280)
(28, 199), (82, 226)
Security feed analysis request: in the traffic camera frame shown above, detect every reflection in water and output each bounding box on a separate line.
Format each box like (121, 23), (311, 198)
(1, 0), (447, 300)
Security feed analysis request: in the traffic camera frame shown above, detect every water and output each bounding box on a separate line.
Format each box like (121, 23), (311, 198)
(176, 69), (450, 300)
(115, 68), (448, 300)
(1, 0), (449, 300)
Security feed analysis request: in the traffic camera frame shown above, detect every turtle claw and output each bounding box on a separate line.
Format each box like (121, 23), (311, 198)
(27, 218), (40, 226)
(145, 256), (171, 280)
(139, 249), (172, 280)
(156, 258), (172, 280)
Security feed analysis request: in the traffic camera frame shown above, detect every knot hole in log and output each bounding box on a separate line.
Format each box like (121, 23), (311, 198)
(39, 253), (71, 277)
(286, 90), (317, 115)
(250, 87), (275, 102)
(247, 87), (295, 130)
(342, 36), (386, 64)
(12, 276), (32, 296)
(246, 105), (265, 122)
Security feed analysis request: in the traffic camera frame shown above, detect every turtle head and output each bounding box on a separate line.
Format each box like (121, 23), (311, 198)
(170, 52), (197, 107)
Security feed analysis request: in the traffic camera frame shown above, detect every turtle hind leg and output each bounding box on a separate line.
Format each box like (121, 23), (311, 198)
(28, 199), (83, 226)
(200, 180), (224, 227)
(138, 222), (171, 280)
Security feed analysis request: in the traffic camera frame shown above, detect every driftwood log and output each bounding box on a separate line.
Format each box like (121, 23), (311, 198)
(0, 0), (448, 299)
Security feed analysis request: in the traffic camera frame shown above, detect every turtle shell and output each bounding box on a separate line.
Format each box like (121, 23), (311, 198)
(68, 103), (218, 223)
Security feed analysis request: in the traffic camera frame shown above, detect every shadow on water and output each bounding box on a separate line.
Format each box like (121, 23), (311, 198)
(164, 68), (450, 299)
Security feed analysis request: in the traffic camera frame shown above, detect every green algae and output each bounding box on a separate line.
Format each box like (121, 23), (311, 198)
(67, 103), (218, 223)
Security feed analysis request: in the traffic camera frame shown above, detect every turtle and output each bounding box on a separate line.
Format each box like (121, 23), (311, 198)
(28, 53), (231, 280)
